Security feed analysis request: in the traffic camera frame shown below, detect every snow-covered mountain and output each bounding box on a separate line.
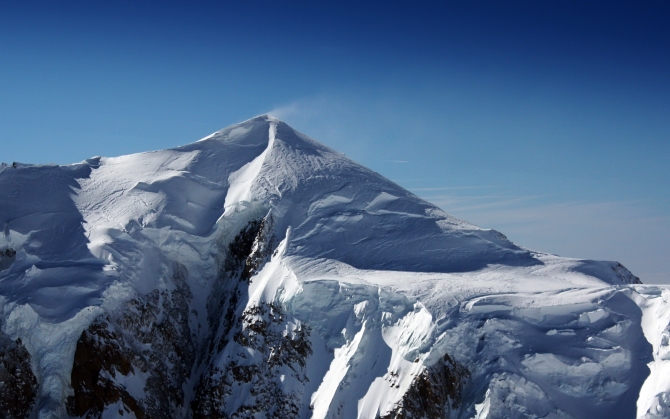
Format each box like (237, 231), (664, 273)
(0, 115), (668, 419)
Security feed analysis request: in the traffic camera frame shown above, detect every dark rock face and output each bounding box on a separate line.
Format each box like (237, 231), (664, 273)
(67, 263), (196, 418)
(67, 214), (284, 418)
(66, 320), (145, 418)
(0, 246), (16, 270)
(223, 216), (276, 283)
(381, 354), (470, 419)
(191, 303), (312, 419)
(0, 331), (38, 419)
(191, 215), (314, 419)
(202, 216), (276, 367)
(190, 216), (261, 419)
(1, 247), (16, 259)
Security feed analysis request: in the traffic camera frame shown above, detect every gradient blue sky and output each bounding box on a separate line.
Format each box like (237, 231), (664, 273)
(1, 1), (669, 282)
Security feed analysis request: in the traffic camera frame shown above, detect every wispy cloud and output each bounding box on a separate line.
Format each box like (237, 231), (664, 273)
(267, 100), (305, 121)
(417, 191), (670, 284)
(267, 95), (355, 127)
(410, 186), (500, 191)
(266, 92), (444, 165)
(266, 95), (379, 162)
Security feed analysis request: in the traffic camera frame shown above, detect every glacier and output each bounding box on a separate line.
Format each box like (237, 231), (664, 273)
(0, 115), (668, 419)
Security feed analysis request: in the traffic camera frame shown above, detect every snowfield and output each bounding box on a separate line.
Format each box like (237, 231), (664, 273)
(0, 115), (667, 419)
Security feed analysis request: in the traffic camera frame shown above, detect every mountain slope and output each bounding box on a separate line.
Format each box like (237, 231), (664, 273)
(0, 115), (665, 419)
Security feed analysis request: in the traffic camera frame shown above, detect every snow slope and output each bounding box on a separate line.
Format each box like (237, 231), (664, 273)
(0, 115), (665, 419)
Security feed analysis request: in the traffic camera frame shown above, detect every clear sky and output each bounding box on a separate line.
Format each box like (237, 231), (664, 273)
(1, 1), (669, 283)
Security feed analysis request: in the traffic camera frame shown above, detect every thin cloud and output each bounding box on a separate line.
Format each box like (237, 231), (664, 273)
(418, 192), (670, 284)
(410, 186), (501, 191)
(267, 101), (303, 121)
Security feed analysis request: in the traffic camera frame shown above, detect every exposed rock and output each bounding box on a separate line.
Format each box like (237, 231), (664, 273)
(222, 216), (276, 283)
(191, 303), (312, 419)
(204, 217), (271, 363)
(0, 246), (16, 270)
(67, 215), (282, 418)
(1, 247), (16, 258)
(381, 353), (470, 419)
(233, 303), (312, 373)
(243, 215), (276, 281)
(0, 332), (38, 419)
(67, 263), (196, 418)
(66, 320), (145, 418)
(192, 214), (309, 419)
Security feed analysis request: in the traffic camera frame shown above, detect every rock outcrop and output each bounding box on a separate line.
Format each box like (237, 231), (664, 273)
(0, 330), (38, 419)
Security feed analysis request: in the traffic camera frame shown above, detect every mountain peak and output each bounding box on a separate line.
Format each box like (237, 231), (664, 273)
(0, 116), (654, 419)
(197, 114), (326, 150)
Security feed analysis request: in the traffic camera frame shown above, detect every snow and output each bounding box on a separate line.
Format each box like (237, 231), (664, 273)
(633, 287), (670, 418)
(0, 114), (668, 418)
(311, 319), (367, 419)
(224, 122), (276, 213)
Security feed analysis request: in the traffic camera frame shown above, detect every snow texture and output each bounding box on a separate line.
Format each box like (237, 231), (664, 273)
(0, 115), (665, 419)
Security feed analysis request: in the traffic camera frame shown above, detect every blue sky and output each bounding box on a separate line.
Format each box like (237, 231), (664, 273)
(1, 1), (669, 283)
